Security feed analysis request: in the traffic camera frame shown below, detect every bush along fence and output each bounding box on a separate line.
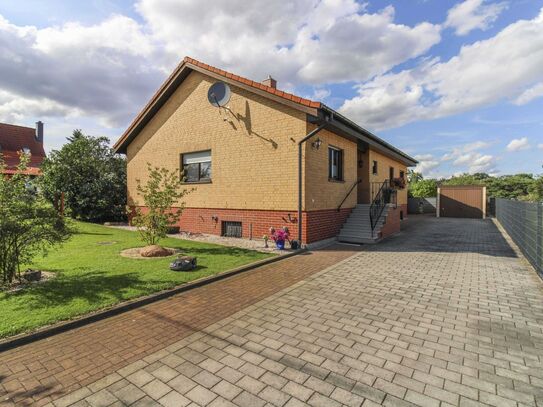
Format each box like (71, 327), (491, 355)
(496, 198), (542, 277)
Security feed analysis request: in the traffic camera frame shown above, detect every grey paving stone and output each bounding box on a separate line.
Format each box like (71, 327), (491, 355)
(141, 379), (172, 400)
(52, 217), (543, 407)
(211, 380), (243, 400)
(185, 384), (218, 405)
(158, 390), (191, 407)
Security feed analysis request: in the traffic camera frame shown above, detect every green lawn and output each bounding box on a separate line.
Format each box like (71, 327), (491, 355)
(0, 222), (273, 339)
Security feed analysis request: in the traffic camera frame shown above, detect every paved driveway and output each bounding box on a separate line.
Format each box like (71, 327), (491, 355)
(6, 216), (543, 406)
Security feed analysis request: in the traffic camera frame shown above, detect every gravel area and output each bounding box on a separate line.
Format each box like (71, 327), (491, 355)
(107, 225), (291, 254)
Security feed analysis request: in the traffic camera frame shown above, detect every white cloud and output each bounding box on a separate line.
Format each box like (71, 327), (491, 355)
(538, 143), (543, 150)
(0, 14), (164, 128)
(440, 141), (497, 174)
(445, 0), (507, 36)
(339, 8), (543, 130)
(506, 137), (530, 152)
(137, 0), (441, 85)
(513, 82), (543, 105)
(413, 154), (440, 176)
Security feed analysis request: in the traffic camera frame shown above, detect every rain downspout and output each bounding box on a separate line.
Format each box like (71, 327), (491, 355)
(298, 113), (332, 246)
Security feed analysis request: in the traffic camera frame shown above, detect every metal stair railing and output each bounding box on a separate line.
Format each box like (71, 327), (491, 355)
(369, 179), (391, 233)
(337, 179), (362, 212)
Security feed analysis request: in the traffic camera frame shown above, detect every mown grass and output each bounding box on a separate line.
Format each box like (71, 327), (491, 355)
(0, 222), (273, 338)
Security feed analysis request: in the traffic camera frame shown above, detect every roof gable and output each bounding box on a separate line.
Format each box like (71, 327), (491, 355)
(114, 57), (321, 153)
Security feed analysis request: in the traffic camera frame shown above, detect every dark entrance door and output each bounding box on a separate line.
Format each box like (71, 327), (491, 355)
(357, 149), (369, 204)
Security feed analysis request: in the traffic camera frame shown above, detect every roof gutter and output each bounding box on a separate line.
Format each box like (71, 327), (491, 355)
(319, 105), (418, 166)
(297, 113), (332, 246)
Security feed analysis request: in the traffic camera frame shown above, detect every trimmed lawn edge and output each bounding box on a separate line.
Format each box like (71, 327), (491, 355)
(0, 249), (304, 352)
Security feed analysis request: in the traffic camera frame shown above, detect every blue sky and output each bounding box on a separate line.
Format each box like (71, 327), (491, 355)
(0, 0), (542, 178)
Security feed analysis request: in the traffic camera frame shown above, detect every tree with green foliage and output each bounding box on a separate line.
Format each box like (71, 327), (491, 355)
(407, 169), (423, 184)
(39, 130), (126, 223)
(131, 164), (192, 246)
(0, 154), (71, 284)
(408, 178), (438, 198)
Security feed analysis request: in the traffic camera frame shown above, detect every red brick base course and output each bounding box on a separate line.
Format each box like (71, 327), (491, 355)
(130, 207), (354, 243)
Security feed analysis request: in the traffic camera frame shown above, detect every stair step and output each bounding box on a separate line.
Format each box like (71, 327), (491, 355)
(338, 235), (380, 244)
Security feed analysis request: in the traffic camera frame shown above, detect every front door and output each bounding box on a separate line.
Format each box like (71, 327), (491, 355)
(357, 149), (369, 204)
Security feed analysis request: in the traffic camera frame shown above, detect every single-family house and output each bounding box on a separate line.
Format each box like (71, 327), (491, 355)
(114, 57), (417, 244)
(0, 121), (45, 176)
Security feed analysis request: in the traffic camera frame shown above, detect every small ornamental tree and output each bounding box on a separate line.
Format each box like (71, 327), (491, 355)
(131, 164), (192, 246)
(0, 154), (71, 284)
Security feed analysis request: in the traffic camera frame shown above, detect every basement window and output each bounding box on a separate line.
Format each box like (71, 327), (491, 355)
(222, 221), (242, 238)
(181, 150), (211, 183)
(328, 146), (343, 181)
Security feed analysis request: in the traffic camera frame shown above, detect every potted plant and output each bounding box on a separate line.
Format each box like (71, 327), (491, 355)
(262, 234), (269, 248)
(270, 227), (290, 250)
(391, 177), (406, 189)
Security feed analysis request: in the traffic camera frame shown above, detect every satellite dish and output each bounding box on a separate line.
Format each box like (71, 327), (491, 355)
(208, 82), (231, 107)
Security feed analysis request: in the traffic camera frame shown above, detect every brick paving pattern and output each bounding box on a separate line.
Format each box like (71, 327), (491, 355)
(4, 216), (543, 406)
(0, 245), (360, 406)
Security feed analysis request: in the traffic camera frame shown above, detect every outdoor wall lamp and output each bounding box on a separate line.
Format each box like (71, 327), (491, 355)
(211, 215), (219, 222)
(311, 138), (322, 150)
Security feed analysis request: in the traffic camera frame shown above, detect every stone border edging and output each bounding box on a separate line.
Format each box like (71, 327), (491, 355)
(0, 249), (304, 353)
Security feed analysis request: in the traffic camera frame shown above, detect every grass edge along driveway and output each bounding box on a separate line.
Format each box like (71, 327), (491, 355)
(0, 222), (273, 339)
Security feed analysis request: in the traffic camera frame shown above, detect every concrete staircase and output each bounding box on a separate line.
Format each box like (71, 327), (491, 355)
(338, 204), (388, 244)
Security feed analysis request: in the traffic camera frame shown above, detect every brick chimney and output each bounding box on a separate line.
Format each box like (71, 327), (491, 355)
(262, 75), (277, 89)
(35, 121), (43, 143)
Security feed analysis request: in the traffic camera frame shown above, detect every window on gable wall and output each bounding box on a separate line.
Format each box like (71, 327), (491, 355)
(181, 150), (212, 183)
(372, 160), (378, 175)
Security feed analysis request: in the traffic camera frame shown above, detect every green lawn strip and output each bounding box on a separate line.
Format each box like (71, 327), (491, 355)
(0, 221), (273, 339)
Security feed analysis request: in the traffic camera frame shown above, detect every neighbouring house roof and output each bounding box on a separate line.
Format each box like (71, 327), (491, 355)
(0, 122), (45, 175)
(114, 57), (417, 166)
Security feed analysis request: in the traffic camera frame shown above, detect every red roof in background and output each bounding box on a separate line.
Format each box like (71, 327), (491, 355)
(184, 57), (322, 109)
(0, 122), (45, 174)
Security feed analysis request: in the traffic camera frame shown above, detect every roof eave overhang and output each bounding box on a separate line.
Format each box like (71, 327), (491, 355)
(310, 106), (418, 167)
(113, 61), (319, 154)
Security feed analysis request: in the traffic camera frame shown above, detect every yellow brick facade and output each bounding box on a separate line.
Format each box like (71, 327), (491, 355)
(127, 71), (308, 211)
(126, 70), (409, 212)
(368, 149), (408, 206)
(304, 126), (358, 211)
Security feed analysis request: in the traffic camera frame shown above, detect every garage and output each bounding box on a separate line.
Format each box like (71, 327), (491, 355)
(437, 185), (486, 219)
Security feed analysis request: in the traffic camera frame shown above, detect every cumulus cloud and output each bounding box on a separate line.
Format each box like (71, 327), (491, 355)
(538, 143), (543, 150)
(445, 0), (508, 36)
(413, 154), (440, 176)
(506, 137), (530, 152)
(339, 8), (543, 130)
(513, 82), (543, 105)
(0, 14), (164, 128)
(441, 141), (497, 174)
(137, 0), (441, 84)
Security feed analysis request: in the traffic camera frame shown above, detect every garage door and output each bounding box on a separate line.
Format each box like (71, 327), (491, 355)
(438, 186), (486, 218)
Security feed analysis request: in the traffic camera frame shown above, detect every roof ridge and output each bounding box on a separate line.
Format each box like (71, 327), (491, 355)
(183, 56), (321, 109)
(0, 122), (35, 131)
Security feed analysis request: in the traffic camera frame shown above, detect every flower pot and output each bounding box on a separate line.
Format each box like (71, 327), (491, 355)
(276, 240), (285, 250)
